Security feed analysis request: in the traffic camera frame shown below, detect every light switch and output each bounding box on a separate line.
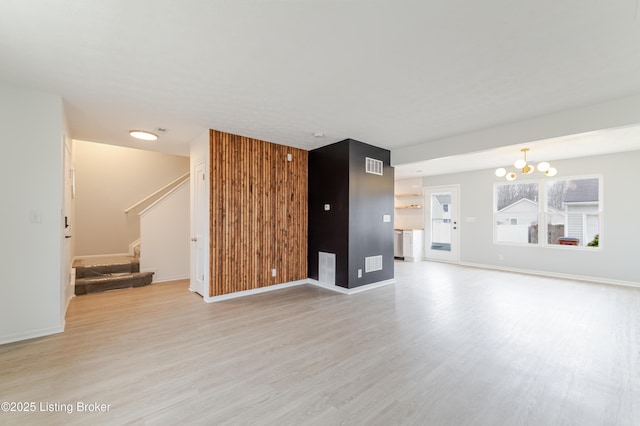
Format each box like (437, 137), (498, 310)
(383, 214), (391, 222)
(324, 204), (330, 211)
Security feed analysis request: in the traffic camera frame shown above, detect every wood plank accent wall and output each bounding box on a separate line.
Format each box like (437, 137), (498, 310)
(209, 130), (308, 297)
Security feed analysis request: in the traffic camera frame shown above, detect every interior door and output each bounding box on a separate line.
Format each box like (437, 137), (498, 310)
(190, 162), (206, 296)
(424, 185), (459, 262)
(63, 139), (74, 297)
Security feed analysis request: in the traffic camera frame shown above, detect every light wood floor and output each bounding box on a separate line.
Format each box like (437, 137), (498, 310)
(1, 261), (639, 425)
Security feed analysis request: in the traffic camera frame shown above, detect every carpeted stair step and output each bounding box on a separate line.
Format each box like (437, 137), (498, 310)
(75, 272), (154, 295)
(73, 256), (140, 278)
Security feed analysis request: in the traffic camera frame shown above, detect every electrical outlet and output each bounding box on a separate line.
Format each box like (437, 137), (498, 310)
(499, 254), (504, 261)
(272, 269), (277, 277)
(358, 269), (362, 278)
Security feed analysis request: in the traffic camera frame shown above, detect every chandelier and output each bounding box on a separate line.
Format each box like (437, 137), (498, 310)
(495, 148), (557, 181)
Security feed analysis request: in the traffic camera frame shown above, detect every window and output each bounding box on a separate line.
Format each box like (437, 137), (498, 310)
(494, 182), (539, 244)
(494, 176), (601, 248)
(545, 178), (600, 247)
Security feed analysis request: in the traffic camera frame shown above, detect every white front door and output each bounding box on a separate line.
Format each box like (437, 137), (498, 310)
(424, 185), (459, 262)
(190, 162), (206, 296)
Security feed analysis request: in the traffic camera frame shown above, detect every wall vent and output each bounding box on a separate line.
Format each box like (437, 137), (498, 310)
(365, 255), (383, 273)
(319, 252), (336, 285)
(365, 157), (383, 175)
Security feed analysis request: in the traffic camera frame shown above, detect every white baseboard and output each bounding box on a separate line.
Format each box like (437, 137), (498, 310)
(202, 277), (396, 302)
(73, 252), (130, 261)
(307, 278), (396, 294)
(459, 262), (640, 289)
(152, 274), (189, 284)
(422, 257), (459, 265)
(204, 279), (308, 303)
(0, 325), (65, 346)
(307, 279), (349, 294)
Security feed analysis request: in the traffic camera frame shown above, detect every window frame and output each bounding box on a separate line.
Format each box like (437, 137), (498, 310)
(493, 174), (603, 250)
(493, 179), (540, 246)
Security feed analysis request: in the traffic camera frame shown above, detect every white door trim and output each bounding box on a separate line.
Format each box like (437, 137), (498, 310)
(424, 184), (460, 263)
(190, 161), (207, 296)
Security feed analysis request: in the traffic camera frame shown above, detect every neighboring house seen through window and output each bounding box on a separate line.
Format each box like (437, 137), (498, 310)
(494, 177), (601, 248)
(545, 178), (600, 247)
(495, 182), (539, 245)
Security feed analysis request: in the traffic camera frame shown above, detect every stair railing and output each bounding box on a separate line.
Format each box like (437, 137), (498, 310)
(138, 179), (189, 216)
(124, 172), (190, 214)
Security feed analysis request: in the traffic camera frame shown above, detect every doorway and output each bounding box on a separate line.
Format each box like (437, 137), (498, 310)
(424, 185), (459, 262)
(62, 138), (74, 303)
(190, 161), (207, 296)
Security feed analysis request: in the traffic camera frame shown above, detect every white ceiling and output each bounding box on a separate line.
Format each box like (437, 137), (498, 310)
(394, 124), (640, 179)
(1, 1), (640, 160)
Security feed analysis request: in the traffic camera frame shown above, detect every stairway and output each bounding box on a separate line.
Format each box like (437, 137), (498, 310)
(73, 256), (153, 295)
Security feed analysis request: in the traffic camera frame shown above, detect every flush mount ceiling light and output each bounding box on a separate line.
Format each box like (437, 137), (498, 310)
(495, 148), (557, 180)
(129, 130), (158, 141)
(313, 132), (325, 138)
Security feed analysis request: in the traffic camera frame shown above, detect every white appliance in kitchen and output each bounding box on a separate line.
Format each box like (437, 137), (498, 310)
(394, 229), (424, 261)
(394, 230), (403, 258)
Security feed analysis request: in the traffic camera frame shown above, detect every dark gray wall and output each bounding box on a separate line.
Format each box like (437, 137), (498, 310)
(308, 140), (350, 286)
(348, 140), (394, 287)
(308, 139), (394, 289)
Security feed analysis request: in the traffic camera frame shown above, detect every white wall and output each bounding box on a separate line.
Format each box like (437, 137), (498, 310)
(73, 140), (189, 256)
(423, 151), (640, 285)
(394, 178), (425, 230)
(140, 181), (190, 282)
(0, 83), (66, 344)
